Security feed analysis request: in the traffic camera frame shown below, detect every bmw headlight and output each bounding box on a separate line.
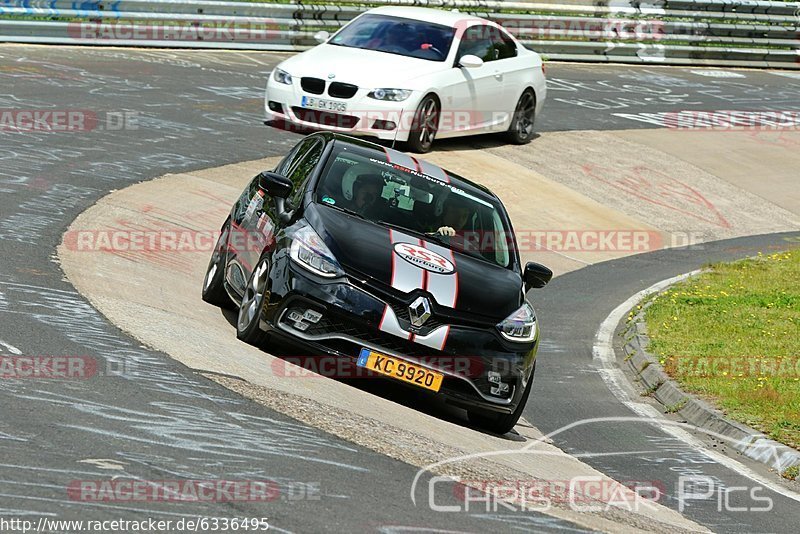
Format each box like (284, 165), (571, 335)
(273, 68), (293, 85)
(367, 89), (412, 102)
(289, 226), (343, 278)
(497, 303), (538, 343)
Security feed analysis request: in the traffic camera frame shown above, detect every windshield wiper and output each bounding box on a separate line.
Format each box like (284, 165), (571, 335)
(375, 220), (452, 247)
(326, 204), (366, 220)
(421, 231), (454, 248)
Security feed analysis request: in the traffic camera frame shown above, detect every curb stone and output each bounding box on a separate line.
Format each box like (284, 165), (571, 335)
(620, 301), (800, 477)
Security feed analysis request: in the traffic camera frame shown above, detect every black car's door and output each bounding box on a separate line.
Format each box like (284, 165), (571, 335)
(233, 135), (326, 283)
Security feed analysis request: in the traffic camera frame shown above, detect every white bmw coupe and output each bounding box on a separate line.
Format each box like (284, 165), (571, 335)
(264, 6), (546, 153)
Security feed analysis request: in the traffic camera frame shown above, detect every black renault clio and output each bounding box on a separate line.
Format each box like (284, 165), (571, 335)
(202, 132), (552, 434)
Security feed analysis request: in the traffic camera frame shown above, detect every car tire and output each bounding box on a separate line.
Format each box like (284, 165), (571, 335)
(236, 254), (271, 347)
(467, 364), (535, 435)
(505, 89), (537, 145)
(201, 218), (233, 308)
(407, 94), (440, 154)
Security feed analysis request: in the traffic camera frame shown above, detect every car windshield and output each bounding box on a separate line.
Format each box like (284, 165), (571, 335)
(328, 14), (455, 62)
(315, 143), (513, 268)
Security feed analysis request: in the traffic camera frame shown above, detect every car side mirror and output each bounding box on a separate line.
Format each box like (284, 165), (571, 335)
(258, 171), (292, 198)
(258, 171), (294, 223)
(314, 31), (330, 44)
(524, 262), (553, 291)
(458, 54), (484, 68)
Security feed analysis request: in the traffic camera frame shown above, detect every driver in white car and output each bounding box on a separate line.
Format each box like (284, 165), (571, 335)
(369, 24), (412, 53)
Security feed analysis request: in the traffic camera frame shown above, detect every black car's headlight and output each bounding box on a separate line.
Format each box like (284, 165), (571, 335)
(367, 88), (412, 102)
(497, 303), (538, 343)
(273, 68), (293, 85)
(289, 226), (343, 278)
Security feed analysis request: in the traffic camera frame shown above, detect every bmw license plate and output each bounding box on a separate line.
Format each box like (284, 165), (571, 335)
(357, 348), (443, 392)
(301, 96), (347, 113)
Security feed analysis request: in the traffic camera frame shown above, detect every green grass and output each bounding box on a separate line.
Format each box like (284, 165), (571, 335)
(783, 464), (800, 481)
(644, 249), (800, 450)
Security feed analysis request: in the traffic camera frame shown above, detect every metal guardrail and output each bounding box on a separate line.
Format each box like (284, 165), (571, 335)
(0, 0), (798, 68)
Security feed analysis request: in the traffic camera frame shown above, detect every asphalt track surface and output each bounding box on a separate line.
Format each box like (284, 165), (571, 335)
(528, 231), (800, 534)
(1, 46), (799, 532)
(0, 47), (584, 533)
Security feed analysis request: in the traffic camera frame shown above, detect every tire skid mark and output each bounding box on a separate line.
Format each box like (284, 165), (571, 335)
(581, 163), (731, 229)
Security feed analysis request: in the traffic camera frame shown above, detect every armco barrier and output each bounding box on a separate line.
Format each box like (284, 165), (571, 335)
(0, 0), (798, 68)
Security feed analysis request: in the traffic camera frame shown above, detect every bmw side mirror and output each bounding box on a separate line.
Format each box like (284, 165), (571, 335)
(258, 171), (292, 198)
(458, 54), (484, 68)
(524, 262), (553, 291)
(314, 31), (330, 44)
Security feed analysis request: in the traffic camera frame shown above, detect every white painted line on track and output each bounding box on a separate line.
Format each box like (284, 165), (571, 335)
(0, 339), (22, 355)
(233, 51), (274, 67)
(593, 270), (800, 504)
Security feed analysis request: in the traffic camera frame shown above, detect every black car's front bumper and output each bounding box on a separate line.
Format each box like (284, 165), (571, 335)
(260, 252), (538, 415)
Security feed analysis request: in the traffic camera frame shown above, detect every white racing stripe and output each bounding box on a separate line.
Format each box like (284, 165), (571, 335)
(414, 157), (450, 183)
(383, 229), (460, 351)
(413, 325), (450, 351)
(384, 148), (450, 184)
(389, 230), (424, 294)
(422, 241), (458, 309)
(378, 305), (411, 341)
(384, 147), (418, 171)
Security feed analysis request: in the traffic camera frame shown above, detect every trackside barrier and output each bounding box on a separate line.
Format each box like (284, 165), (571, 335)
(0, 0), (798, 68)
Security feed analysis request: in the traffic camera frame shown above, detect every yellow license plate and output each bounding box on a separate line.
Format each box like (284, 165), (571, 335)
(357, 349), (443, 392)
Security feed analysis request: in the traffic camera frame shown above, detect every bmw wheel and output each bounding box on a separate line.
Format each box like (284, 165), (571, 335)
(236, 254), (271, 346)
(505, 89), (536, 145)
(202, 218), (233, 308)
(407, 94), (440, 154)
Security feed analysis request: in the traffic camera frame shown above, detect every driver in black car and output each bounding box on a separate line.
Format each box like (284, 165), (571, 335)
(350, 174), (384, 216)
(433, 195), (471, 237)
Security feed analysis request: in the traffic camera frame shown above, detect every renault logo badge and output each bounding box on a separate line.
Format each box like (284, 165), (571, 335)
(408, 296), (432, 328)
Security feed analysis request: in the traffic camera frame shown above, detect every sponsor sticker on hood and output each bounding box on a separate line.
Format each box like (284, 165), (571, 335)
(393, 242), (454, 274)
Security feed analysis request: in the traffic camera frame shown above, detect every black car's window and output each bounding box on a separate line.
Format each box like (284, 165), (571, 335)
(315, 144), (513, 268)
(286, 138), (324, 208)
(281, 137), (317, 176)
(457, 26), (495, 63)
(329, 14), (455, 62)
(275, 141), (303, 176)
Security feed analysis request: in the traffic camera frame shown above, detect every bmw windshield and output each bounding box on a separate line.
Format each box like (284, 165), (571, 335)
(328, 14), (455, 62)
(314, 143), (514, 269)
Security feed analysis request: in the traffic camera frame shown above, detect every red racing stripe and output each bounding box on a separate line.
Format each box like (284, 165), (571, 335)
(389, 228), (398, 288)
(410, 156), (422, 174)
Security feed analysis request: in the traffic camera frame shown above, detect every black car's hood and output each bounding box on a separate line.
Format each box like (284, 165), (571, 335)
(306, 203), (523, 322)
